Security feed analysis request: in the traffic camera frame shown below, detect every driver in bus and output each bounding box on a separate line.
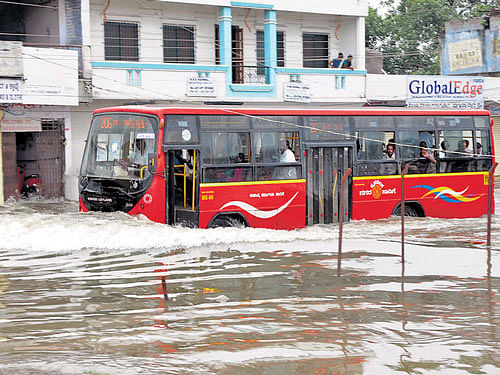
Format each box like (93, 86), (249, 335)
(130, 138), (149, 165)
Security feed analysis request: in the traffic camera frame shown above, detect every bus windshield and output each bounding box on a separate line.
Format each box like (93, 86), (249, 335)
(81, 113), (159, 180)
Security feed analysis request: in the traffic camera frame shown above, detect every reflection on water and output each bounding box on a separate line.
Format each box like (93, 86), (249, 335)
(0, 194), (499, 374)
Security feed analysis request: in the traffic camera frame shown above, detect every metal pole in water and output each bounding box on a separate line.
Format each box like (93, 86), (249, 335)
(401, 164), (409, 264)
(337, 168), (352, 278)
(161, 276), (169, 302)
(487, 162), (498, 247)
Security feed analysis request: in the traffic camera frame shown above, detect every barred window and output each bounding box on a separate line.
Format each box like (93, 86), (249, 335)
(163, 25), (195, 64)
(256, 31), (285, 75)
(303, 33), (329, 68)
(104, 21), (139, 61)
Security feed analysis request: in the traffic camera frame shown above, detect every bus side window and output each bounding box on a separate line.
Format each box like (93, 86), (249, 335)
(438, 130), (475, 173)
(356, 131), (397, 176)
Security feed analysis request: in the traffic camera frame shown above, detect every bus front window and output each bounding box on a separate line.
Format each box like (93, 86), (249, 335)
(81, 114), (158, 180)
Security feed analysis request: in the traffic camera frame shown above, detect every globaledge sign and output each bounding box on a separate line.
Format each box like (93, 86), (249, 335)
(406, 76), (484, 109)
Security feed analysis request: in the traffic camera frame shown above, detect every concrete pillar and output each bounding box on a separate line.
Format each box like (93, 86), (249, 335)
(264, 10), (277, 85)
(0, 113), (4, 205)
(355, 16), (365, 70)
(218, 6), (232, 80)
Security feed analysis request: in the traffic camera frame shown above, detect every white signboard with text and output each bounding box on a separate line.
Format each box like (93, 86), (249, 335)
(0, 104), (68, 132)
(406, 76), (484, 109)
(186, 77), (216, 97)
(0, 79), (23, 103)
(284, 82), (311, 103)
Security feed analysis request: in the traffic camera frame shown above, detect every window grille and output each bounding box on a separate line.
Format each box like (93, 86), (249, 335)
(256, 31), (285, 75)
(303, 33), (329, 68)
(163, 25), (195, 64)
(104, 21), (139, 61)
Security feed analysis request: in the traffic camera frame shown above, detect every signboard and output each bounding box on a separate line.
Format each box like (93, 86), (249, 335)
(448, 38), (483, 72)
(0, 104), (68, 132)
(406, 76), (484, 109)
(186, 77), (216, 97)
(0, 41), (23, 77)
(0, 79), (23, 103)
(284, 82), (311, 103)
(22, 47), (79, 106)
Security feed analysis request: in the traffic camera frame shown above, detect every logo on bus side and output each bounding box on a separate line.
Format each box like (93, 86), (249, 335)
(359, 180), (397, 199)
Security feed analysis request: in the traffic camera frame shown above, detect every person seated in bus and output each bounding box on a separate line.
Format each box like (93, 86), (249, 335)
(438, 140), (451, 172)
(274, 140), (297, 179)
(476, 142), (482, 155)
(462, 139), (472, 155)
(384, 139), (395, 159)
(439, 140), (449, 158)
(409, 141), (436, 174)
(280, 140), (296, 163)
(228, 153), (245, 182)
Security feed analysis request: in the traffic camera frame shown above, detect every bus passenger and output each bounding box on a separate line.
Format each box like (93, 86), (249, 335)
(462, 140), (472, 154)
(476, 142), (482, 155)
(418, 141), (436, 173)
(280, 141), (295, 162)
(439, 141), (449, 158)
(384, 139), (395, 159)
(410, 141), (436, 174)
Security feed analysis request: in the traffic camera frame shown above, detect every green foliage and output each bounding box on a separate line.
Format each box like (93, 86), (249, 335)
(366, 0), (500, 74)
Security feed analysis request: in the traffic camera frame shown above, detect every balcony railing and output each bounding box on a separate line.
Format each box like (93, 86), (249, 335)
(232, 64), (267, 84)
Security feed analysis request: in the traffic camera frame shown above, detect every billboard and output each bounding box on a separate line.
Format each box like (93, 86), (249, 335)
(406, 76), (484, 109)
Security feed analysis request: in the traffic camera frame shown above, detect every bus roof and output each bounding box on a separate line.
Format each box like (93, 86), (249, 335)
(93, 105), (491, 117)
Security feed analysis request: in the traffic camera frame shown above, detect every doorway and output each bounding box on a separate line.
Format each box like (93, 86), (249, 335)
(166, 148), (199, 226)
(16, 119), (65, 198)
(306, 146), (352, 225)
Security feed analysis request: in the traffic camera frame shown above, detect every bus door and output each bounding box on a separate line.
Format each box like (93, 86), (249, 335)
(306, 146), (352, 225)
(165, 148), (199, 226)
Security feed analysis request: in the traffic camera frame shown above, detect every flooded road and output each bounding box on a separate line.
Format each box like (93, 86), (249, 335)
(0, 193), (499, 374)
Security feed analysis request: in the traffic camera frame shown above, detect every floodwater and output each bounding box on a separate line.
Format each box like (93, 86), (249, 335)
(0, 193), (499, 375)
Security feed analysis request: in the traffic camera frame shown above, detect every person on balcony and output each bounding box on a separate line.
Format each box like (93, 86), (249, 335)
(329, 52), (344, 68)
(341, 55), (354, 70)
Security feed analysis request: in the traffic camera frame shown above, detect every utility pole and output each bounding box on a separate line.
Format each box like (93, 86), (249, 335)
(0, 109), (4, 205)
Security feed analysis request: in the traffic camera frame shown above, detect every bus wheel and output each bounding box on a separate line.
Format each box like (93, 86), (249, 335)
(393, 204), (420, 217)
(208, 215), (246, 228)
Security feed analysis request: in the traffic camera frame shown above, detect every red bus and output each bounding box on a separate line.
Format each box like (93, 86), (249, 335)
(79, 106), (495, 229)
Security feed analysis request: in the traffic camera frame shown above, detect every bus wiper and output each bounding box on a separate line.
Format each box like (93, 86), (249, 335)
(106, 185), (134, 198)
